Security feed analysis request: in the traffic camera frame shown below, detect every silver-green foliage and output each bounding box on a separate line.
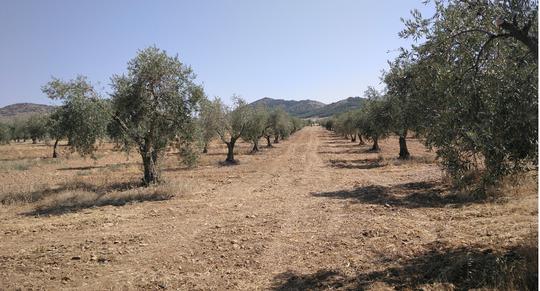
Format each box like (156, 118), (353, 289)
(400, 0), (538, 187)
(241, 106), (270, 152)
(42, 75), (110, 157)
(110, 46), (203, 184)
(25, 114), (49, 143)
(357, 88), (393, 151)
(0, 122), (10, 144)
(212, 96), (251, 162)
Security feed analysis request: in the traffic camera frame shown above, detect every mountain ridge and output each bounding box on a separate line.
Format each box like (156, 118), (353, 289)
(250, 96), (366, 118)
(250, 97), (326, 117)
(0, 103), (56, 121)
(0, 96), (367, 121)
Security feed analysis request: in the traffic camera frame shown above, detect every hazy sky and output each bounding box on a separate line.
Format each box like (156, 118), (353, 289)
(0, 1), (433, 107)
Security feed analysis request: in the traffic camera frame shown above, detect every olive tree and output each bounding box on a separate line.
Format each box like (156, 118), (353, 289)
(46, 108), (67, 158)
(382, 56), (427, 159)
(198, 97), (220, 154)
(9, 119), (28, 142)
(354, 110), (367, 145)
(321, 118), (334, 131)
(0, 122), (11, 144)
(42, 76), (110, 158)
(334, 111), (358, 141)
(212, 96), (251, 163)
(290, 117), (305, 135)
(262, 113), (275, 147)
(357, 88), (392, 152)
(25, 114), (49, 144)
(110, 47), (203, 185)
(269, 108), (288, 143)
(242, 106), (270, 153)
(400, 0), (538, 187)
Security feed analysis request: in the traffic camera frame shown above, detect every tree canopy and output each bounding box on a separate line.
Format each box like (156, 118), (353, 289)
(110, 46), (203, 185)
(42, 75), (110, 158)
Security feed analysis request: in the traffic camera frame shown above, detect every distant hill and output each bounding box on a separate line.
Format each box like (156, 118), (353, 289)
(0, 103), (55, 121)
(250, 96), (366, 118)
(251, 97), (326, 117)
(301, 97), (367, 118)
(1, 97), (365, 122)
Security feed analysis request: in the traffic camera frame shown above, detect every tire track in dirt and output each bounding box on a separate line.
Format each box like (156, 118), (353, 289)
(251, 127), (346, 286)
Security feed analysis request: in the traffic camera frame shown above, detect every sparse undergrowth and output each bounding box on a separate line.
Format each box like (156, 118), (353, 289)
(0, 176), (182, 215)
(31, 184), (176, 216)
(272, 233), (538, 290)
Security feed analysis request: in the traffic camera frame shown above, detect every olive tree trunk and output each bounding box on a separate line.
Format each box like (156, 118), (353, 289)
(274, 134), (279, 144)
(251, 139), (259, 153)
(358, 135), (365, 145)
(398, 135), (410, 159)
(52, 138), (59, 158)
(371, 137), (380, 152)
(226, 140), (236, 162)
(141, 146), (160, 185)
(266, 136), (272, 147)
(202, 143), (208, 154)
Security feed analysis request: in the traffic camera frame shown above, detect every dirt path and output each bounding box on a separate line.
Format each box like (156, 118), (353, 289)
(0, 126), (537, 290)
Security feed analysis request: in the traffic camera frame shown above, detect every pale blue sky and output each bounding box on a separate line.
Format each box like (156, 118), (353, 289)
(0, 1), (433, 107)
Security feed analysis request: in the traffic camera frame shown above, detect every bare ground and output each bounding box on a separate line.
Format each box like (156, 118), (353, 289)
(0, 126), (537, 290)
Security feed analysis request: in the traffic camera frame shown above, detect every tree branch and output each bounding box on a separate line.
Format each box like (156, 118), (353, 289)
(498, 19), (538, 58)
(473, 33), (512, 74)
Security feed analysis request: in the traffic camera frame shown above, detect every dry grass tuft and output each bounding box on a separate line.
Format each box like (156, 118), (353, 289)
(494, 171), (538, 198)
(432, 241), (537, 290)
(30, 182), (178, 216)
(423, 231), (538, 290)
(0, 159), (38, 171)
(0, 169), (184, 214)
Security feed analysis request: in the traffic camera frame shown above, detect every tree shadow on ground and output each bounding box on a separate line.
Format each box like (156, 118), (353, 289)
(56, 162), (134, 171)
(318, 148), (369, 155)
(199, 152), (226, 156)
(162, 166), (190, 172)
(271, 241), (537, 290)
(312, 181), (488, 208)
(323, 140), (354, 145)
(57, 165), (108, 171)
(272, 270), (347, 291)
(324, 143), (359, 148)
(328, 159), (384, 169)
(202, 151), (255, 157)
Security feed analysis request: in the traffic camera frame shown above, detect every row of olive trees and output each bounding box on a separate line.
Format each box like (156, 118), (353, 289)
(322, 89), (394, 155)
(0, 76), (113, 161)
(197, 97), (304, 163)
(0, 47), (305, 186)
(0, 115), (49, 145)
(325, 0), (538, 190)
